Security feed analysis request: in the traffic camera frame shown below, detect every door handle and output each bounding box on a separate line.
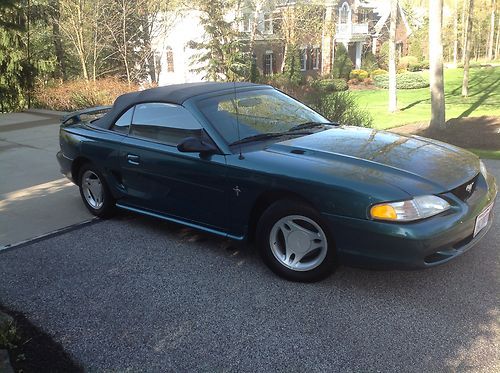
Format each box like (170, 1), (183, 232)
(127, 154), (140, 165)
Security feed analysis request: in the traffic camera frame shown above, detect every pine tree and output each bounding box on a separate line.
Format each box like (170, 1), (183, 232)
(188, 0), (249, 81)
(0, 0), (36, 111)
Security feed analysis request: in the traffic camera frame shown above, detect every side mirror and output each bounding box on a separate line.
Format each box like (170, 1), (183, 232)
(177, 137), (218, 154)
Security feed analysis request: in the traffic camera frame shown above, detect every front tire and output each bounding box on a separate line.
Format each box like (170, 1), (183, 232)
(256, 200), (336, 282)
(78, 164), (115, 218)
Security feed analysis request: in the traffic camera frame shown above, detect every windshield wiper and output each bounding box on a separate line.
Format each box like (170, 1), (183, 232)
(287, 121), (338, 132)
(229, 131), (313, 146)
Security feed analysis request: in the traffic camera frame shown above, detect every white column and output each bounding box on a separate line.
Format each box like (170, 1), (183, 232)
(355, 41), (362, 69)
(372, 36), (377, 55)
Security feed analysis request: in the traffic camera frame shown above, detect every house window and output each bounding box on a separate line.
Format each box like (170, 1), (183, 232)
(339, 2), (350, 24)
(242, 13), (252, 32)
(154, 51), (162, 81)
(264, 51), (274, 75)
(358, 9), (369, 23)
(166, 47), (174, 73)
(264, 13), (273, 34)
(300, 48), (307, 71)
(312, 47), (320, 70)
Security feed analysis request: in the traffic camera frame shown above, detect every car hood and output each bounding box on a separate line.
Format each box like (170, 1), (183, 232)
(267, 127), (479, 193)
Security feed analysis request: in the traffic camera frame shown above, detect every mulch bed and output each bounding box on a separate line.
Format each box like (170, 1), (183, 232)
(389, 116), (500, 150)
(0, 304), (83, 373)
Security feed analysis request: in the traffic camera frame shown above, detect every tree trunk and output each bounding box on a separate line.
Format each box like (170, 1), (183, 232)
(496, 16), (500, 59)
(429, 0), (446, 130)
(487, 0), (496, 60)
(461, 0), (468, 63)
(321, 1), (334, 76)
(462, 0), (474, 97)
(77, 0), (88, 80)
(388, 0), (397, 113)
(453, 0), (459, 65)
(49, 0), (66, 80)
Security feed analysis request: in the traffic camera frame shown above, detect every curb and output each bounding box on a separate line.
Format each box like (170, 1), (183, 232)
(24, 109), (69, 117)
(0, 218), (100, 253)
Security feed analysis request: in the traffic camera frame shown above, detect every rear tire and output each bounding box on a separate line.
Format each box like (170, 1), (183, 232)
(256, 199), (336, 282)
(78, 163), (115, 218)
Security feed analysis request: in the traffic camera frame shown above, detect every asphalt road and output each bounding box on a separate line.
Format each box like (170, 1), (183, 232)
(0, 161), (499, 372)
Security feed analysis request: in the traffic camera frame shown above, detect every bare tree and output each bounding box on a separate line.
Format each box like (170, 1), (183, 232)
(57, 0), (89, 80)
(496, 15), (500, 59)
(487, 0), (496, 60)
(429, 0), (445, 130)
(453, 0), (459, 65)
(388, 0), (397, 113)
(321, 0), (335, 75)
(461, 0), (468, 63)
(462, 0), (474, 97)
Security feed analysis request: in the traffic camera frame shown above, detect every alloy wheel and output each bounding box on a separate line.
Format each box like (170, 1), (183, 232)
(269, 214), (328, 271)
(81, 170), (104, 210)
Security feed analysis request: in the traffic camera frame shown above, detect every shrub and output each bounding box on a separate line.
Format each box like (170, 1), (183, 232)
(349, 69), (369, 81)
(421, 60), (430, 69)
(373, 72), (429, 89)
(249, 56), (260, 83)
(310, 91), (373, 127)
(408, 62), (423, 72)
(282, 44), (303, 86)
(363, 77), (374, 86)
(332, 44), (353, 79)
(361, 51), (378, 72)
(312, 78), (348, 92)
(377, 42), (389, 70)
(398, 56), (419, 70)
(34, 78), (138, 112)
(347, 78), (359, 85)
(370, 69), (388, 77)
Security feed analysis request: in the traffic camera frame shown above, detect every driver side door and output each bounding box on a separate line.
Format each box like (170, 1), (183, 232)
(117, 102), (229, 230)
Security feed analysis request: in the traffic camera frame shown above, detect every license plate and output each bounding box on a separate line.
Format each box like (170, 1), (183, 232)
(473, 203), (494, 237)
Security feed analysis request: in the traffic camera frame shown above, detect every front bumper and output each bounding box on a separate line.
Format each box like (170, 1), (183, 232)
(322, 174), (497, 270)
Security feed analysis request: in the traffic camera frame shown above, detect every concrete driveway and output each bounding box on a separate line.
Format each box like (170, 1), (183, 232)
(0, 111), (92, 248)
(0, 161), (498, 371)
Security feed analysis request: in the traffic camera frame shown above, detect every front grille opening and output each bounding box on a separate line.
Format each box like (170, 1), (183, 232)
(451, 174), (479, 201)
(425, 250), (456, 264)
(452, 234), (474, 249)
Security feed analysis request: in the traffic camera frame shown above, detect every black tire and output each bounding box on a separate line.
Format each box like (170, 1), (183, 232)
(256, 199), (336, 282)
(78, 163), (115, 218)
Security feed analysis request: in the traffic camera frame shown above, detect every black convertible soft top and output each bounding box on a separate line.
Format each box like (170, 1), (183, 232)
(91, 82), (268, 129)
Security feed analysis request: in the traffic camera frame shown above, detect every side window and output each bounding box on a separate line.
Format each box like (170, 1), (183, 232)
(130, 103), (203, 146)
(111, 107), (134, 134)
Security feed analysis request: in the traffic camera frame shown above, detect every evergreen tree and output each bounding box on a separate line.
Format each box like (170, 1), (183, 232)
(282, 44), (302, 85)
(188, 0), (249, 81)
(0, 0), (36, 111)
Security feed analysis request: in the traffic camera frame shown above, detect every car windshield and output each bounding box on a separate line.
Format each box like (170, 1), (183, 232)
(196, 89), (329, 145)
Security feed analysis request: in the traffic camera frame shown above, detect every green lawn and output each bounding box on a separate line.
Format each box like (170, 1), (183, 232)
(351, 67), (500, 130)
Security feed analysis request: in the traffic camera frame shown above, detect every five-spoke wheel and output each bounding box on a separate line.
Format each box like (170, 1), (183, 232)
(78, 163), (115, 217)
(269, 215), (328, 272)
(257, 200), (336, 282)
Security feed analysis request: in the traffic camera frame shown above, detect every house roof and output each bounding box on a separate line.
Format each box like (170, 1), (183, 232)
(369, 1), (412, 37)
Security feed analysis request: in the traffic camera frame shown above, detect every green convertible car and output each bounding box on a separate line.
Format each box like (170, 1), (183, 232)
(57, 82), (497, 282)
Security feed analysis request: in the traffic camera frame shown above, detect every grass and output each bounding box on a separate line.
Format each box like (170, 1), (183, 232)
(351, 67), (500, 130)
(468, 149), (500, 160)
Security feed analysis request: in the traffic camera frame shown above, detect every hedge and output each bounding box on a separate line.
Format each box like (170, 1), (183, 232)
(312, 78), (349, 92)
(373, 72), (429, 89)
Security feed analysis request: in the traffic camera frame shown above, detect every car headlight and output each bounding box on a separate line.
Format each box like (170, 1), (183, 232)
(370, 195), (450, 222)
(479, 160), (488, 178)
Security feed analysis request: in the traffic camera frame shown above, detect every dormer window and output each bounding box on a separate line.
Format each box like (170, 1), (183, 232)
(339, 2), (350, 24)
(242, 13), (252, 33)
(166, 47), (174, 73)
(264, 13), (273, 34)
